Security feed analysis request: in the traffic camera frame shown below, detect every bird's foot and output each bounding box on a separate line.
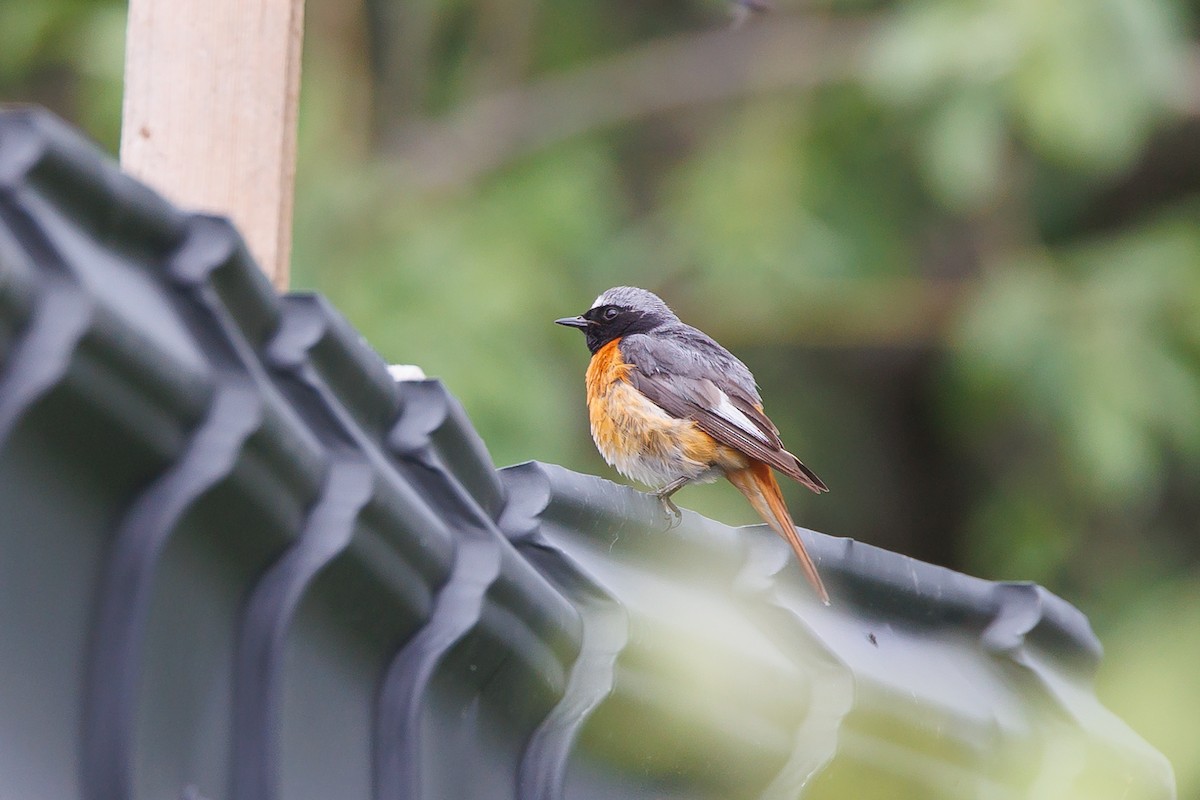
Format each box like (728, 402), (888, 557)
(656, 493), (683, 529)
(652, 479), (688, 529)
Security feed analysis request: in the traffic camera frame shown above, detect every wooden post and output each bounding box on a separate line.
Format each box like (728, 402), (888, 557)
(120, 0), (306, 290)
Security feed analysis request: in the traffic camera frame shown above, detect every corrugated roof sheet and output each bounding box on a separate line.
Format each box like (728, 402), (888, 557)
(0, 107), (1174, 800)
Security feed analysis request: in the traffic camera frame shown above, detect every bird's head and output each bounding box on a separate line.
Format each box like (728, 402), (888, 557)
(555, 286), (677, 353)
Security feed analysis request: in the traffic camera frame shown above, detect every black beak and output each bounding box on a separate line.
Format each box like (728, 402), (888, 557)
(555, 315), (589, 329)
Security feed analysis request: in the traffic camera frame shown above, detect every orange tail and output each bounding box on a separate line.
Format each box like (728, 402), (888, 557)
(727, 462), (830, 605)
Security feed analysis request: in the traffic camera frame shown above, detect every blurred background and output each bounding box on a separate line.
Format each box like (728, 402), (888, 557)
(3, 0), (1198, 792)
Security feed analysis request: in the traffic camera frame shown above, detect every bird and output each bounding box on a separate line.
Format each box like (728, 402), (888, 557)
(556, 286), (831, 605)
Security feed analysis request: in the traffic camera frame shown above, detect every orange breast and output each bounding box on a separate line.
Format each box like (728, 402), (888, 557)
(584, 339), (744, 485)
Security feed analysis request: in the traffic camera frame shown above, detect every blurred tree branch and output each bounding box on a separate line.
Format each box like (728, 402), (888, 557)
(1183, 45), (1200, 116)
(364, 0), (437, 136)
(680, 277), (969, 349)
(379, 14), (877, 186)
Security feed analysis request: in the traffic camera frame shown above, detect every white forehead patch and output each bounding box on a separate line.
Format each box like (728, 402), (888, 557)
(591, 292), (609, 310)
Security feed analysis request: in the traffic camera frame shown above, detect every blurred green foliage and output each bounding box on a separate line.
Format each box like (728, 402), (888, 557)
(4, 0), (1199, 793)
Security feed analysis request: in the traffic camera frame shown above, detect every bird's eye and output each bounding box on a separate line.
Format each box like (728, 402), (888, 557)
(603, 307), (619, 321)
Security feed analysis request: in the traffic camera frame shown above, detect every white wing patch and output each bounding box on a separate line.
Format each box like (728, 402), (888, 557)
(712, 390), (772, 445)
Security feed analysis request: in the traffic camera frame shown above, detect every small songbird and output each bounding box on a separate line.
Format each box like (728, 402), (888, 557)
(556, 286), (830, 605)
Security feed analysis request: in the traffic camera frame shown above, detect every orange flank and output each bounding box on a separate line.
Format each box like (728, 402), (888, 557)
(726, 462), (830, 605)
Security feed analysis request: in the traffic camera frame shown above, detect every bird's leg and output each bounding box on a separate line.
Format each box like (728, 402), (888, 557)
(653, 476), (691, 528)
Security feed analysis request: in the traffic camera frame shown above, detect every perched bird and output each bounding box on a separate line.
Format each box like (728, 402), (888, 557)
(556, 287), (830, 605)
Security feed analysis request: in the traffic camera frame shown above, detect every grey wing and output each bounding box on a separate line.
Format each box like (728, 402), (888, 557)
(620, 331), (829, 493)
(624, 325), (762, 403)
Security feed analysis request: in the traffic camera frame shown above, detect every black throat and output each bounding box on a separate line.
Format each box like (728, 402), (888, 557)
(583, 308), (666, 354)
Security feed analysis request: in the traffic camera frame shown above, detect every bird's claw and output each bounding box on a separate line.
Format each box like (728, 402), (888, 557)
(651, 476), (689, 530)
(656, 493), (683, 529)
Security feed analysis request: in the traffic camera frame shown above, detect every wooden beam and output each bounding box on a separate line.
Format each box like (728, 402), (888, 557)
(120, 0), (305, 290)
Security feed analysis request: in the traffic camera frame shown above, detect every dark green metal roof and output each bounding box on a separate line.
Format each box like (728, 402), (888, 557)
(0, 107), (1174, 800)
